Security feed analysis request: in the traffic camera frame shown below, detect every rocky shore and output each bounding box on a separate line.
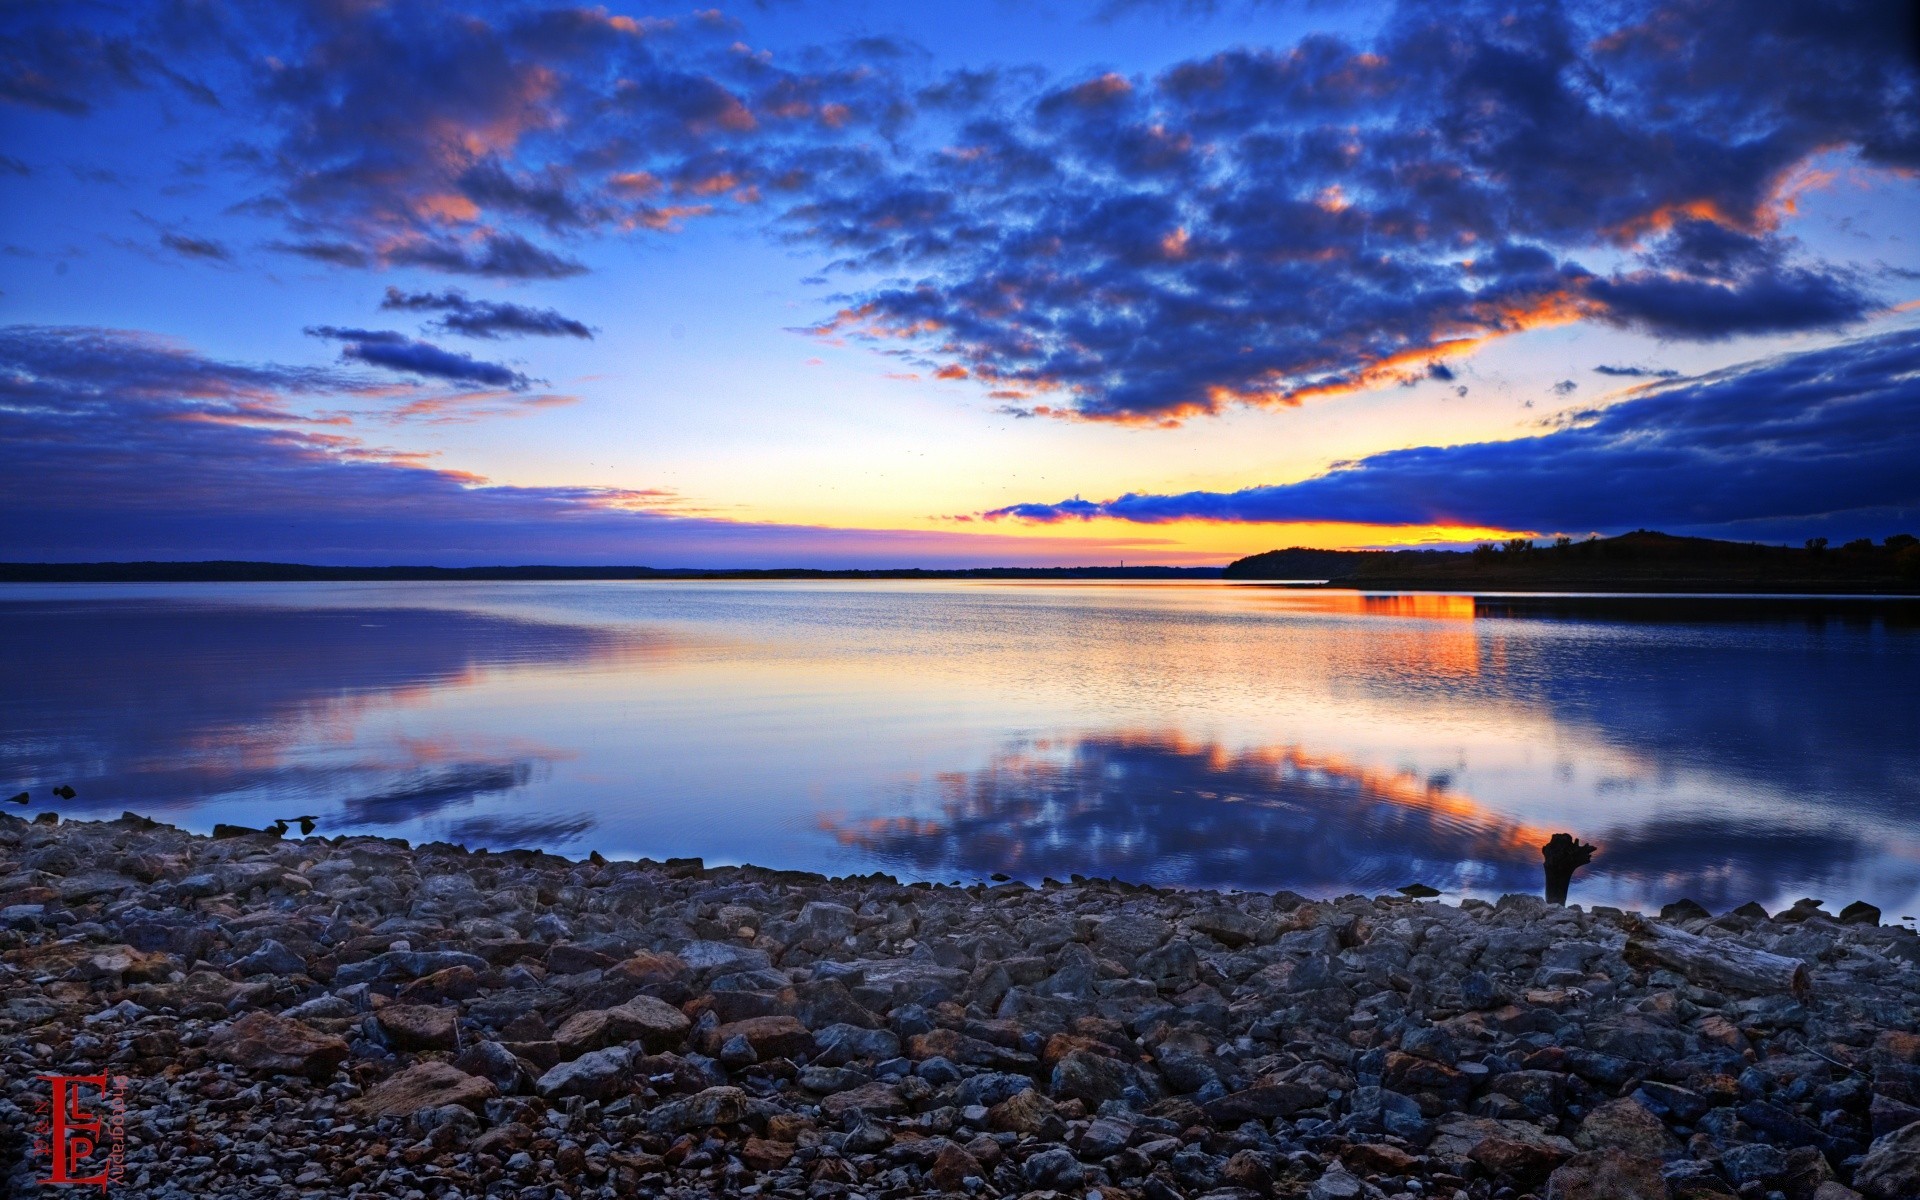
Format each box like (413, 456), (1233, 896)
(5, 813), (1920, 1200)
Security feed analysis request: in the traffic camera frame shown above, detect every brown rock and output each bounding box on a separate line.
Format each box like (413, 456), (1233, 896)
(740, 1137), (794, 1170)
(818, 1081), (909, 1122)
(376, 1004), (459, 1052)
(608, 950), (688, 986)
(1874, 1030), (1920, 1063)
(353, 1061), (498, 1119)
(699, 1014), (813, 1060)
(1222, 1149), (1273, 1195)
(1545, 1148), (1670, 1200)
(1470, 1133), (1574, 1187)
(1043, 1032), (1119, 1067)
(553, 995), (692, 1055)
(766, 1113), (815, 1142)
(1341, 1143), (1419, 1174)
(397, 965), (481, 1004)
(1575, 1097), (1681, 1160)
(987, 1087), (1059, 1134)
(208, 1011), (349, 1080)
(932, 1141), (982, 1191)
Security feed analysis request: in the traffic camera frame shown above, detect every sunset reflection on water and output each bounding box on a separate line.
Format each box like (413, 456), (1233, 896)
(2, 580), (1916, 915)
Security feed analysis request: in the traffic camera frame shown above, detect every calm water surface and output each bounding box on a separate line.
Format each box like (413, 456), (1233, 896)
(3, 581), (1917, 915)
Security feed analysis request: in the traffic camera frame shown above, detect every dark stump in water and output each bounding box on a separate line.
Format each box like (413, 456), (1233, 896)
(1542, 833), (1596, 905)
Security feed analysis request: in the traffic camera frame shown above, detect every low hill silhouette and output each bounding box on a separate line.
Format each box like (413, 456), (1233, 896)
(1224, 530), (1920, 593)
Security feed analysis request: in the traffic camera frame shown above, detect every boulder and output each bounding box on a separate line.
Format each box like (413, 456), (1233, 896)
(1543, 1148), (1670, 1200)
(552, 994), (691, 1055)
(535, 1045), (634, 1101)
(375, 1004), (459, 1052)
(353, 1062), (497, 1119)
(1855, 1120), (1920, 1200)
(207, 1011), (348, 1080)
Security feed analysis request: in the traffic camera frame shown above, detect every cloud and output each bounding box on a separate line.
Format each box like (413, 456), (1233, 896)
(384, 232), (588, 281)
(8, 0), (911, 279)
(0, 324), (1205, 567)
(159, 231), (231, 262)
(305, 326), (533, 390)
(0, 11), (216, 116)
(1593, 364), (1679, 379)
(983, 329), (1920, 538)
(381, 287), (593, 340)
(795, 0), (1914, 422)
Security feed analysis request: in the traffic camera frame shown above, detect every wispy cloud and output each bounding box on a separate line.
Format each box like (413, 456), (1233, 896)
(0, 324), (1203, 567)
(305, 326), (533, 390)
(381, 287), (593, 340)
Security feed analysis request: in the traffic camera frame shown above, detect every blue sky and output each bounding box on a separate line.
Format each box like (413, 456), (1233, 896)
(3, 0), (1918, 565)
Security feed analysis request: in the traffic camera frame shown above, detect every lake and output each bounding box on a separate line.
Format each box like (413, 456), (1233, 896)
(3, 581), (1917, 916)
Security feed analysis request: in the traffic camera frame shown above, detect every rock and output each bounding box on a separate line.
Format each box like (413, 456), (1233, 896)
(453, 1040), (531, 1093)
(1223, 1149), (1273, 1194)
(818, 1081), (908, 1122)
(352, 1061), (497, 1119)
(535, 1045), (634, 1101)
(796, 900), (858, 941)
(1093, 915), (1173, 957)
(675, 940), (771, 976)
(1855, 1120), (1920, 1199)
(647, 1085), (751, 1132)
(931, 1141), (981, 1190)
(1050, 1047), (1135, 1106)
(1025, 1146), (1085, 1189)
(333, 948), (487, 987)
(1661, 899), (1711, 922)
(1544, 1148), (1669, 1199)
(1308, 1163), (1369, 1200)
(697, 1014), (812, 1060)
(1575, 1096), (1681, 1159)
(987, 1087), (1058, 1134)
(208, 1012), (349, 1080)
(553, 994), (691, 1054)
(1204, 1080), (1323, 1123)
(375, 1003), (459, 1052)
(812, 1022), (899, 1065)
(1470, 1132), (1575, 1186)
(232, 938), (307, 977)
(739, 1136), (793, 1170)
(1839, 900), (1882, 926)
(1188, 906), (1271, 947)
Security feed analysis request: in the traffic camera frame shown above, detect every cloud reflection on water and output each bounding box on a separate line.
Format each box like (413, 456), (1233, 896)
(826, 733), (1546, 895)
(827, 731), (1919, 911)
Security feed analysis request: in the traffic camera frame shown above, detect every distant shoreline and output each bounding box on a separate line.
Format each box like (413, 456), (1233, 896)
(1226, 529), (1920, 595)
(0, 561), (1226, 583)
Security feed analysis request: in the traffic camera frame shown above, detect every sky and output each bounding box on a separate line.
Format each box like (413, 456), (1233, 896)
(3, 0), (1918, 567)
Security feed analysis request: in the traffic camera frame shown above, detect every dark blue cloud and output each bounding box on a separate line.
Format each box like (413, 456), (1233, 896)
(1593, 364), (1678, 379)
(798, 0), (1911, 421)
(984, 329), (1920, 538)
(381, 287), (593, 340)
(9, 0), (1914, 416)
(159, 231), (231, 262)
(305, 326), (532, 390)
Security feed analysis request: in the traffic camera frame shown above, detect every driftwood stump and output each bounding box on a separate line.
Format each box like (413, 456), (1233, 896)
(1542, 833), (1595, 905)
